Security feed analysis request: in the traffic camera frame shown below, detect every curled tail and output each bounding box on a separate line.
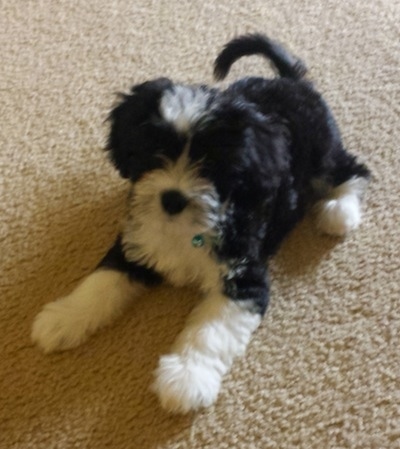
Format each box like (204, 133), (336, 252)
(214, 33), (307, 81)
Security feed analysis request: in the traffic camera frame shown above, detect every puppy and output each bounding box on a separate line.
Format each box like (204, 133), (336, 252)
(32, 34), (370, 413)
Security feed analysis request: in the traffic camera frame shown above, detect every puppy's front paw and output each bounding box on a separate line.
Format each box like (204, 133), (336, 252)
(31, 298), (90, 353)
(152, 353), (223, 413)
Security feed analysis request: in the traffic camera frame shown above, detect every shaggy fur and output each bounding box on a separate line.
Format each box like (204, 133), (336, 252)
(32, 34), (370, 413)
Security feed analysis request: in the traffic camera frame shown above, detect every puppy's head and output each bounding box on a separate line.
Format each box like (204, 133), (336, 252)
(107, 79), (254, 180)
(106, 79), (270, 239)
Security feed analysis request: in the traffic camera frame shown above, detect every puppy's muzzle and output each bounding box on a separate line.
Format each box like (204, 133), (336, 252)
(161, 189), (189, 215)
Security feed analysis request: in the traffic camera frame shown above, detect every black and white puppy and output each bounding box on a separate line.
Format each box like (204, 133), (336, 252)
(32, 34), (370, 413)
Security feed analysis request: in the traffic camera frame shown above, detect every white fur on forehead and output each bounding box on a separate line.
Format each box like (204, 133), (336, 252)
(160, 85), (210, 133)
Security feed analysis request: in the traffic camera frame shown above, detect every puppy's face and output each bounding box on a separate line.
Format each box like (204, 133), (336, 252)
(107, 78), (258, 239)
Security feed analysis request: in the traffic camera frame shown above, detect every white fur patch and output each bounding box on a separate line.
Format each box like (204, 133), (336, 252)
(159, 85), (210, 133)
(315, 177), (368, 236)
(31, 270), (140, 353)
(152, 293), (261, 413)
(122, 154), (225, 291)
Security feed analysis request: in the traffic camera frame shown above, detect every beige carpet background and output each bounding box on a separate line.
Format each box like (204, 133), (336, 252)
(1, 1), (399, 448)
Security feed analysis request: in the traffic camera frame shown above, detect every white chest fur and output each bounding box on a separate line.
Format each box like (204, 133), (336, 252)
(122, 217), (224, 292)
(121, 148), (226, 292)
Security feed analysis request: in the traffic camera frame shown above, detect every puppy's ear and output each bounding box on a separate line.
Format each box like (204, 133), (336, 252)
(106, 77), (173, 178)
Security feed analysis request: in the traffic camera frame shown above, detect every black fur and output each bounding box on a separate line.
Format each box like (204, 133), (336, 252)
(103, 34), (370, 315)
(98, 235), (163, 286)
(214, 33), (307, 81)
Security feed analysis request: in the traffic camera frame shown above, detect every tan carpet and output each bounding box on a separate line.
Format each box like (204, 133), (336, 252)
(1, 1), (399, 448)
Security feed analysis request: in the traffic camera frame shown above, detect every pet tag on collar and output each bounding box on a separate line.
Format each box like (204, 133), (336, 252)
(192, 234), (205, 248)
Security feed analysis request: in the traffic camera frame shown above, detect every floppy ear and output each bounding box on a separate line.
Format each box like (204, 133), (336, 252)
(106, 77), (173, 178)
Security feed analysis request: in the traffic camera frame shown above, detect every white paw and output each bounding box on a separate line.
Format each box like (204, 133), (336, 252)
(316, 194), (361, 236)
(152, 353), (224, 413)
(31, 298), (90, 353)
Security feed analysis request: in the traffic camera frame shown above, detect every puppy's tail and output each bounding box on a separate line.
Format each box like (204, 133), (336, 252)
(214, 33), (307, 81)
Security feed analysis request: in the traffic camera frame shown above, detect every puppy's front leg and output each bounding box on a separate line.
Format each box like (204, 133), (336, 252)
(31, 270), (141, 353)
(32, 236), (161, 353)
(153, 273), (268, 413)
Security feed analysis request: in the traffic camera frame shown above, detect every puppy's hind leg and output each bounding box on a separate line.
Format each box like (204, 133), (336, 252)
(313, 153), (371, 236)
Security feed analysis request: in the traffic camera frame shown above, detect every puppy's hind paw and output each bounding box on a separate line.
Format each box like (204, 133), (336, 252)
(152, 353), (223, 413)
(315, 195), (361, 236)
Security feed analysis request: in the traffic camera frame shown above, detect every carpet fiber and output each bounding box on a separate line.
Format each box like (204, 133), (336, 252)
(1, 1), (399, 448)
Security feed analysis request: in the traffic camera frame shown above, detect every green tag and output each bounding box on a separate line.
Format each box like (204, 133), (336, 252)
(192, 234), (205, 248)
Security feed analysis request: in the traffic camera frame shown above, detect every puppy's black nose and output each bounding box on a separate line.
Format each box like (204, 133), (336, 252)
(161, 189), (189, 215)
